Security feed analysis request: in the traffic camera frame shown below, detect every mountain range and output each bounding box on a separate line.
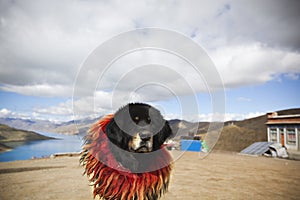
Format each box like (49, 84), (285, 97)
(0, 108), (299, 152)
(0, 117), (97, 136)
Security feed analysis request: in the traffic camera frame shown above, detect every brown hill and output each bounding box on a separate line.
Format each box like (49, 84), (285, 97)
(213, 108), (300, 152)
(213, 125), (265, 152)
(0, 124), (55, 152)
(168, 120), (223, 140)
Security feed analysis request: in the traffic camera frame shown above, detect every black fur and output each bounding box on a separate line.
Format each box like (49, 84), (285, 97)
(105, 103), (172, 172)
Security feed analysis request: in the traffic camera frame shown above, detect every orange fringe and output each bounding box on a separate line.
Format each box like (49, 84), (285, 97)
(80, 114), (173, 200)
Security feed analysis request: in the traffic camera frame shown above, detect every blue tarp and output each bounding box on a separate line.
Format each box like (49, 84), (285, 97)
(180, 140), (202, 152)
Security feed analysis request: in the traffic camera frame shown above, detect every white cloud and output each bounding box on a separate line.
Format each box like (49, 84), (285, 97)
(0, 108), (12, 118)
(1, 0), (299, 96)
(0, 0), (299, 121)
(211, 43), (300, 88)
(164, 111), (265, 122)
(34, 101), (73, 116)
(32, 93), (117, 120)
(244, 112), (266, 120)
(0, 108), (34, 120)
(0, 84), (73, 98)
(1, 103), (264, 123)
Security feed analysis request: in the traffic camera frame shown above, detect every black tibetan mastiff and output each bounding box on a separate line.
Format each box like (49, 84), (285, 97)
(80, 103), (173, 200)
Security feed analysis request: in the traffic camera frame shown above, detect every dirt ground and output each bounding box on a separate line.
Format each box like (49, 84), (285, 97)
(0, 151), (299, 200)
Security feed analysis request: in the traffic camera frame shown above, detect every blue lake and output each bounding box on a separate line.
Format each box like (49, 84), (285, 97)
(0, 132), (84, 162)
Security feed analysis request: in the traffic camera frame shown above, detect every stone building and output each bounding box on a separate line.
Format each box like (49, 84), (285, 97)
(266, 112), (300, 151)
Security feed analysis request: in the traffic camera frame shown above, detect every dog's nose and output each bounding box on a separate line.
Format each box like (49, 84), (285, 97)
(139, 131), (152, 141)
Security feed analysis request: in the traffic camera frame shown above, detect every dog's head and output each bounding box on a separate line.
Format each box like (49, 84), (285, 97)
(81, 103), (173, 198)
(106, 103), (172, 153)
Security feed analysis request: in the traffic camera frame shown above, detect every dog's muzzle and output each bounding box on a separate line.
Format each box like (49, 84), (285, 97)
(129, 130), (154, 153)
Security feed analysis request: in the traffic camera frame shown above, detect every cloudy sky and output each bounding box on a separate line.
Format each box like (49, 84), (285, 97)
(0, 0), (299, 122)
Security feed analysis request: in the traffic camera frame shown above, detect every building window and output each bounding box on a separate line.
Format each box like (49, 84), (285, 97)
(286, 128), (296, 145)
(270, 128), (278, 142)
(279, 128), (284, 135)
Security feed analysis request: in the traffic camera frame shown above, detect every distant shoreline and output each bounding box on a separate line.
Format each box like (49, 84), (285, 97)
(0, 123), (58, 153)
(0, 143), (12, 153)
(0, 137), (58, 153)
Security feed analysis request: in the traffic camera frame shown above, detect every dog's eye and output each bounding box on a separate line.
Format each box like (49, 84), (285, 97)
(134, 116), (139, 121)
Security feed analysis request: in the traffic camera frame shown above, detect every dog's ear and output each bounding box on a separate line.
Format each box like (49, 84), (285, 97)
(153, 121), (172, 150)
(105, 119), (126, 148)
